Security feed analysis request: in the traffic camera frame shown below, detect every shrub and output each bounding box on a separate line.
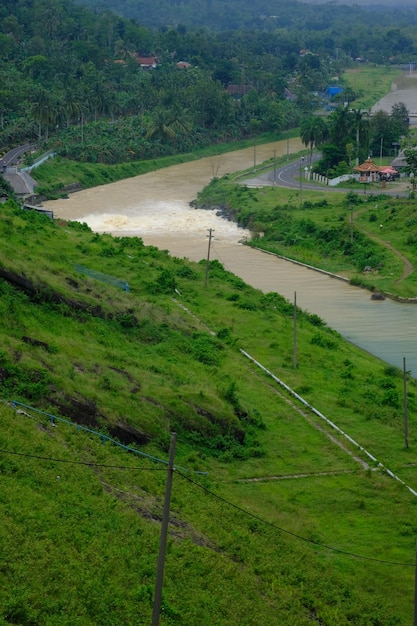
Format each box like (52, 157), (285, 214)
(149, 269), (177, 294)
(311, 332), (338, 349)
(191, 333), (223, 366)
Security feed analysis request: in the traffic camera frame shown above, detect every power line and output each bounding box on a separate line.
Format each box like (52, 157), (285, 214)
(178, 472), (416, 568)
(2, 447), (415, 567)
(0, 448), (167, 470)
(11, 401), (207, 475)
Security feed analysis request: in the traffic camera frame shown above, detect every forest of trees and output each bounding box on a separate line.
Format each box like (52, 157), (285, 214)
(300, 102), (411, 178)
(1, 0), (417, 167)
(75, 0), (417, 39)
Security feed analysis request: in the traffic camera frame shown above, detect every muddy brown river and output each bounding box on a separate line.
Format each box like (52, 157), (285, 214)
(44, 139), (417, 376)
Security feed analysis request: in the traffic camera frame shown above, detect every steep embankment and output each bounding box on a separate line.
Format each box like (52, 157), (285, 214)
(1, 200), (417, 624)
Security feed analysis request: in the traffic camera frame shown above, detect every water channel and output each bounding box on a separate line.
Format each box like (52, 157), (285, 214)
(44, 139), (417, 377)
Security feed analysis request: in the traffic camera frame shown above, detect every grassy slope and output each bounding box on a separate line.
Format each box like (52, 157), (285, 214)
(0, 201), (417, 623)
(342, 65), (401, 109)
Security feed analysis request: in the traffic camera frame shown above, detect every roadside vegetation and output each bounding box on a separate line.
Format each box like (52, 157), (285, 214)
(0, 200), (417, 623)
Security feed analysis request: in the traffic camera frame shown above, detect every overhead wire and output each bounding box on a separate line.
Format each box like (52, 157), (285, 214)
(177, 471), (416, 568)
(0, 448), (167, 470)
(7, 407), (416, 567)
(1, 447), (415, 567)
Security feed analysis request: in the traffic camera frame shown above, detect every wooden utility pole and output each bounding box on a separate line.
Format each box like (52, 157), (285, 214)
(151, 433), (177, 626)
(273, 149), (277, 185)
(404, 357), (409, 449)
(414, 538), (417, 626)
(293, 291), (297, 369)
(205, 228), (214, 287)
(299, 157), (304, 206)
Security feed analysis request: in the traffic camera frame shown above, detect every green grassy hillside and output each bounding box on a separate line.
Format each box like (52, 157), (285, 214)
(1, 200), (417, 624)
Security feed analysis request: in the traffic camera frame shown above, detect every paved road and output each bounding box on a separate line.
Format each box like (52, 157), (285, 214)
(0, 144), (34, 171)
(244, 155), (408, 197)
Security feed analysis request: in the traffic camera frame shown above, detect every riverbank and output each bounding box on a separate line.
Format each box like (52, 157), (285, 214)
(43, 138), (417, 375)
(34, 131), (300, 199)
(253, 245), (417, 304)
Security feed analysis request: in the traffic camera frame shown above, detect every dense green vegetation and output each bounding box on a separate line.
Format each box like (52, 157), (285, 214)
(76, 0), (417, 43)
(2, 0), (417, 171)
(299, 97), (409, 178)
(0, 0), (313, 163)
(1, 200), (417, 623)
(195, 175), (417, 298)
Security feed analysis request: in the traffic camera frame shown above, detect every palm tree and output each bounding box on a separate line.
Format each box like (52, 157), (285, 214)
(145, 107), (191, 143)
(145, 109), (177, 141)
(350, 108), (369, 166)
(62, 85), (83, 128)
(31, 87), (59, 141)
(300, 115), (328, 165)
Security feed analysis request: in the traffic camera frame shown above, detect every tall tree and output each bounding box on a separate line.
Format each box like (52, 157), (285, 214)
(390, 102), (409, 141)
(350, 108), (369, 166)
(300, 115), (328, 164)
(31, 87), (59, 141)
(369, 110), (396, 160)
(328, 106), (352, 147)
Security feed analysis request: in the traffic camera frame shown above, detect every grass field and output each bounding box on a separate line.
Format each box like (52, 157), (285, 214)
(343, 65), (401, 109)
(3, 51), (417, 623)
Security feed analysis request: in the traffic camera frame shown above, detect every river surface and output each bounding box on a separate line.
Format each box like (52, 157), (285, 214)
(44, 139), (417, 377)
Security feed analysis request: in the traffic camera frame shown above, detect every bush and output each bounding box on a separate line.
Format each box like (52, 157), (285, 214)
(191, 333), (223, 365)
(311, 332), (338, 349)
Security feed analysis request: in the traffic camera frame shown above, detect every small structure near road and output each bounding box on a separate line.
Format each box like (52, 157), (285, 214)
(353, 159), (400, 189)
(353, 158), (381, 183)
(379, 166), (398, 180)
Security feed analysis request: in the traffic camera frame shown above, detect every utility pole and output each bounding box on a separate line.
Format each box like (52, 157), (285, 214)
(151, 433), (177, 626)
(299, 157), (304, 206)
(293, 291), (297, 369)
(273, 149), (277, 185)
(205, 228), (214, 287)
(414, 539), (417, 626)
(350, 205), (353, 244)
(404, 357), (409, 449)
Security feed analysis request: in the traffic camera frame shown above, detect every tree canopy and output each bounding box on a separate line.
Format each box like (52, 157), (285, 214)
(1, 0), (417, 167)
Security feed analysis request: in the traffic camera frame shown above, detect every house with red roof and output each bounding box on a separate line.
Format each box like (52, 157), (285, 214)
(134, 55), (158, 69)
